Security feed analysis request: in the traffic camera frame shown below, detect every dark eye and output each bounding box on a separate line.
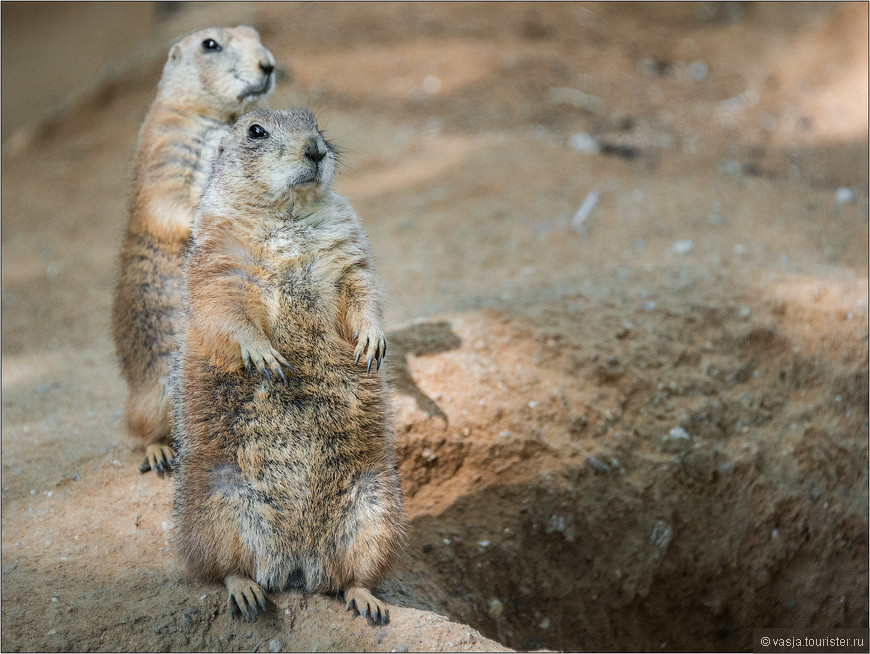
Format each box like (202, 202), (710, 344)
(248, 123), (269, 140)
(201, 39), (222, 52)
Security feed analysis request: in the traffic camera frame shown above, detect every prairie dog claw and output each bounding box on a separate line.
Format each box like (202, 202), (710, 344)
(240, 342), (292, 383)
(226, 575), (268, 622)
(352, 323), (386, 374)
(344, 587), (389, 626)
(141, 443), (175, 477)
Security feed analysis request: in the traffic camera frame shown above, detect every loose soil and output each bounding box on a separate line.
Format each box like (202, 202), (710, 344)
(2, 2), (868, 652)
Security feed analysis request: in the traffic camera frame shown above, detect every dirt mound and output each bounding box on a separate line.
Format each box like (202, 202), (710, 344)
(384, 306), (867, 652)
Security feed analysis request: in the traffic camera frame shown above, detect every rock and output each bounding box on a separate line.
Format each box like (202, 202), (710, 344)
(568, 132), (600, 154)
(548, 87), (603, 112)
(835, 186), (855, 205)
(422, 75), (441, 95)
(688, 60), (708, 80)
(672, 240), (694, 255)
(662, 427), (692, 453)
(487, 598), (504, 619)
(650, 520), (673, 550)
(269, 639), (284, 652)
(571, 189), (600, 234)
(585, 455), (610, 473)
(394, 645), (409, 653)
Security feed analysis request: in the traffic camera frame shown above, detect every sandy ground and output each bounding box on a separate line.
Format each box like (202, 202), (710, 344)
(1, 2), (868, 652)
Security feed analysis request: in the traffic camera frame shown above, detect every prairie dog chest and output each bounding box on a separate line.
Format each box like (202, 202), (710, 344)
(261, 217), (352, 310)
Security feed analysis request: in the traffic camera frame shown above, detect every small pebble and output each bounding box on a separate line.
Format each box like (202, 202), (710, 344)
(487, 598), (504, 619)
(687, 60), (708, 80)
(549, 87), (603, 112)
(571, 189), (600, 234)
(835, 186), (855, 205)
(269, 639), (284, 652)
(568, 132), (600, 154)
(478, 540), (490, 548)
(667, 427), (691, 440)
(672, 240), (694, 255)
(650, 520), (673, 550)
(395, 645), (409, 653)
(585, 455), (610, 472)
(422, 75), (441, 95)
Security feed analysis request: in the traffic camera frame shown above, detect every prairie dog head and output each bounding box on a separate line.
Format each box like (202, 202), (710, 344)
(160, 26), (275, 119)
(201, 109), (338, 218)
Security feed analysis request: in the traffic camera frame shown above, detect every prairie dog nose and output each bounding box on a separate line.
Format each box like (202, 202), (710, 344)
(303, 137), (326, 163)
(260, 62), (274, 76)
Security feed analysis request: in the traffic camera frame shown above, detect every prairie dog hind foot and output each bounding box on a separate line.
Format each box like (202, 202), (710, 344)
(344, 586), (389, 625)
(226, 575), (268, 622)
(138, 442), (175, 477)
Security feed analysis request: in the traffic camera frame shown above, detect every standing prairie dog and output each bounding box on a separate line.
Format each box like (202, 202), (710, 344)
(111, 26), (275, 476)
(172, 109), (406, 624)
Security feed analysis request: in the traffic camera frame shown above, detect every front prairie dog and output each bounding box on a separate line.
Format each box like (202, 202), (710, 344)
(111, 26), (275, 476)
(172, 109), (406, 624)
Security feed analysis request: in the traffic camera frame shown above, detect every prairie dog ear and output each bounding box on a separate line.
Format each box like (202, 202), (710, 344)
(168, 43), (182, 63)
(236, 25), (259, 38)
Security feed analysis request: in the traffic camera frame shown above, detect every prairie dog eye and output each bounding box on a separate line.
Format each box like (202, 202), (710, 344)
(202, 39), (222, 52)
(248, 123), (269, 140)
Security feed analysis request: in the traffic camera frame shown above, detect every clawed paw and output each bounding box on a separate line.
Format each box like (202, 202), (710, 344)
(140, 443), (175, 477)
(241, 343), (293, 384)
(226, 576), (268, 622)
(344, 587), (389, 625)
(352, 325), (386, 374)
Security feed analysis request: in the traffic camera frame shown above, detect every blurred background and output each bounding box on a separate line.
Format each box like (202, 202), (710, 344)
(2, 3), (867, 652)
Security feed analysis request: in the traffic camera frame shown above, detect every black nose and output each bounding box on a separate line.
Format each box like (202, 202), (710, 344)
(303, 138), (325, 164)
(260, 62), (274, 76)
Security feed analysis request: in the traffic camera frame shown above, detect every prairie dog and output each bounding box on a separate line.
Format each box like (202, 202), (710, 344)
(172, 109), (406, 624)
(111, 26), (275, 475)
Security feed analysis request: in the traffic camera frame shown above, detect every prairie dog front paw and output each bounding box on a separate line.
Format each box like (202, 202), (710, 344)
(352, 322), (386, 373)
(239, 338), (293, 383)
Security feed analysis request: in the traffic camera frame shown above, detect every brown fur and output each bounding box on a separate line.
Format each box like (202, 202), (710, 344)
(111, 27), (275, 475)
(172, 109), (407, 624)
